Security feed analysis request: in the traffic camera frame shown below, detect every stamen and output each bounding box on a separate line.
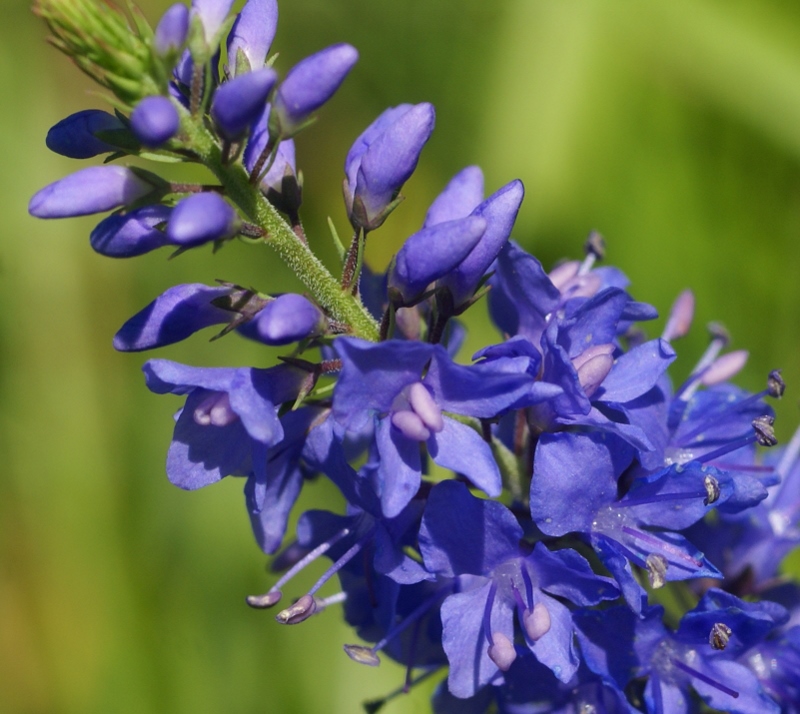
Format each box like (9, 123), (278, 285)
(391, 409), (431, 441)
(672, 659), (739, 699)
(343, 644), (381, 667)
(548, 261), (579, 290)
(245, 527), (351, 610)
(709, 623), (732, 651)
(768, 369), (786, 398)
(577, 231), (605, 276)
(482, 581), (499, 646)
(646, 554), (669, 589)
(193, 391), (238, 427)
(407, 382), (443, 432)
(576, 354), (614, 398)
(677, 322), (730, 401)
(679, 371), (783, 445)
(662, 289), (695, 341)
(703, 475), (720, 506)
(522, 602), (551, 641)
(753, 415), (778, 447)
(571, 343), (615, 372)
(487, 632), (517, 671)
(361, 667), (442, 714)
(621, 526), (703, 568)
(276, 593), (317, 624)
(693, 416), (776, 464)
(344, 590), (447, 667)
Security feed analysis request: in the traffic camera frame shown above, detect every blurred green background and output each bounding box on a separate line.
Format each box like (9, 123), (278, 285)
(3, 0), (800, 711)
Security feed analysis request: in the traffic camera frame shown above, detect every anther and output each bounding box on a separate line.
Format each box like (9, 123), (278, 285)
(343, 644), (381, 667)
(707, 322), (730, 347)
(768, 369), (785, 399)
(407, 382), (443, 433)
(753, 415), (778, 447)
(487, 632), (517, 671)
(578, 231), (605, 276)
(576, 354), (614, 398)
(245, 590), (282, 609)
(522, 602), (551, 641)
(585, 231), (605, 259)
(646, 553), (669, 589)
(193, 391), (238, 427)
(703, 475), (721, 506)
(709, 622), (732, 651)
(275, 593), (317, 624)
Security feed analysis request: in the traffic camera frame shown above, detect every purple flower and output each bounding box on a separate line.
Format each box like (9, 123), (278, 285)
(130, 96), (180, 147)
(211, 68), (277, 140)
(531, 431), (731, 610)
(143, 359), (305, 489)
(227, 0), (278, 74)
(271, 43), (358, 137)
(344, 103), (435, 231)
(332, 338), (532, 517)
(45, 109), (125, 159)
(166, 192), (240, 246)
(154, 3), (190, 56)
(29, 166), (157, 219)
(90, 205), (173, 258)
(419, 481), (618, 698)
(576, 592), (786, 713)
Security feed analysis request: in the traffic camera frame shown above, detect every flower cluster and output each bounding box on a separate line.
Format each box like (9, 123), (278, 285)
(30, 0), (800, 711)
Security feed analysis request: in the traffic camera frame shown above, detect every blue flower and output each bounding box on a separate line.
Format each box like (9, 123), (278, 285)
(419, 481), (619, 698)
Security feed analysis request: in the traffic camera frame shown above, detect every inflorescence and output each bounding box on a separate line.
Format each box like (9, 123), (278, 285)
(30, 0), (800, 711)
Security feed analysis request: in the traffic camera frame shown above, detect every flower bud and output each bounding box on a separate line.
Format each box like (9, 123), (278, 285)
(389, 215), (486, 303)
(45, 109), (125, 159)
(211, 68), (277, 140)
(345, 103), (435, 231)
(227, 0), (278, 75)
(90, 205), (173, 258)
(154, 3), (190, 56)
(166, 193), (240, 246)
(423, 166), (484, 228)
(192, 0), (235, 44)
(271, 44), (358, 137)
(131, 96), (180, 148)
(243, 105), (298, 206)
(29, 166), (156, 219)
(238, 294), (324, 345)
(439, 179), (524, 306)
(114, 283), (233, 352)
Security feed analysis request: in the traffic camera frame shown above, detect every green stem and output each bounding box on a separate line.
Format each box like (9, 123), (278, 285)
(182, 116), (380, 341)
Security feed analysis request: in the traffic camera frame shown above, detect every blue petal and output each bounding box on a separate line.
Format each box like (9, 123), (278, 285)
(595, 338), (676, 404)
(376, 417), (421, 518)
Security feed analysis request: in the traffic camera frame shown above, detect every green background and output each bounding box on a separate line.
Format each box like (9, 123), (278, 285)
(3, 0), (800, 711)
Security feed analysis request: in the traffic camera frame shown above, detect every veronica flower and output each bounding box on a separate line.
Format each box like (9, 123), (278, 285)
(419, 481), (619, 698)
